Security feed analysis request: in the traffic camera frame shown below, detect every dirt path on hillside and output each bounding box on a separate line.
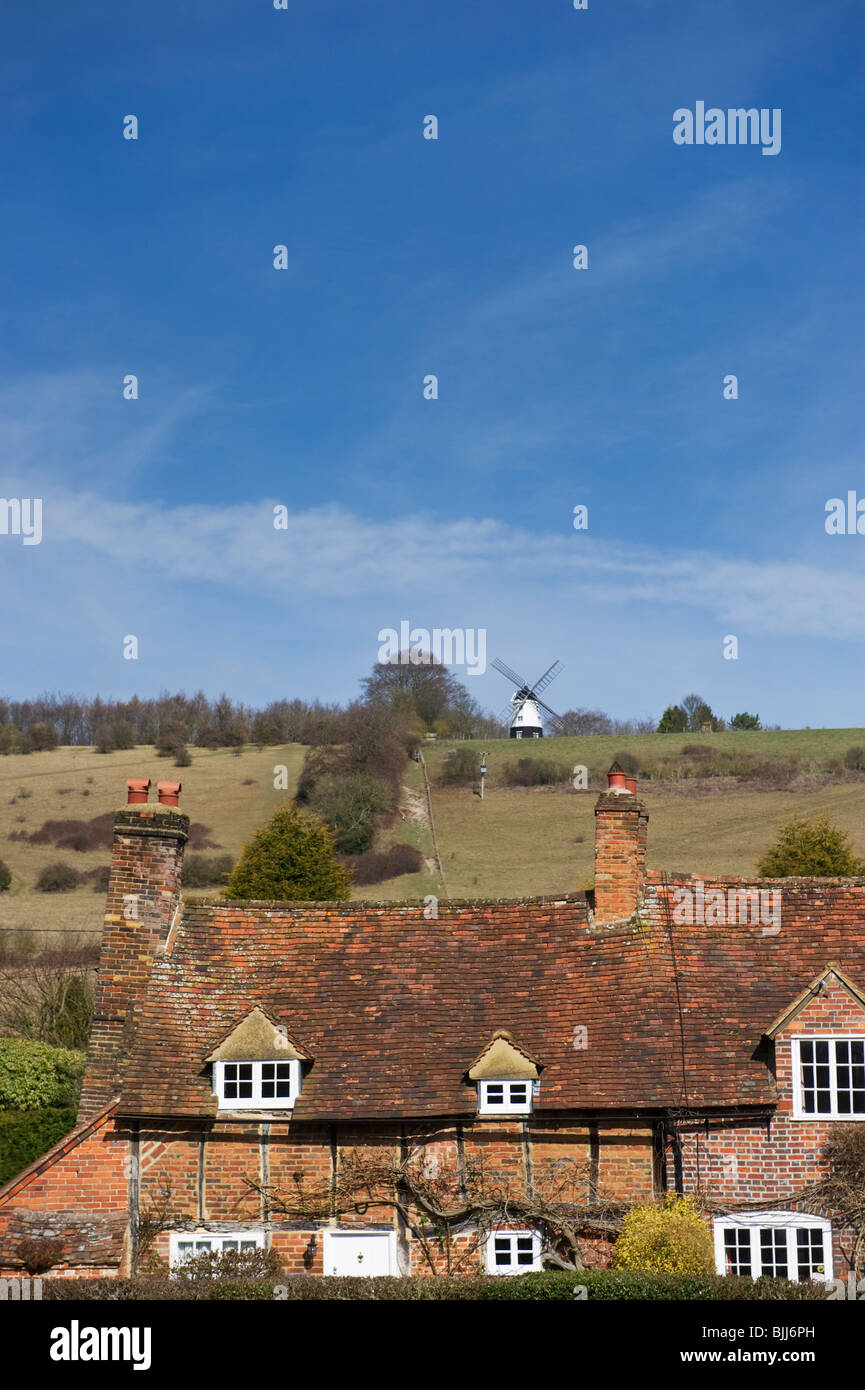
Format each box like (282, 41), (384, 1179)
(400, 785), (438, 874)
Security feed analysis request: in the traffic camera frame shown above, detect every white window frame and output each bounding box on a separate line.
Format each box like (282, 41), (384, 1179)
(477, 1079), (533, 1115)
(212, 1058), (301, 1110)
(714, 1212), (833, 1283)
(322, 1230), (398, 1277)
(169, 1230), (265, 1271)
(486, 1229), (542, 1275)
(791, 1035), (865, 1120)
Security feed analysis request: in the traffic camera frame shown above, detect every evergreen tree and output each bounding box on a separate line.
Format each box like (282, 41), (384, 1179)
(730, 712), (761, 730)
(223, 805), (352, 902)
(757, 812), (865, 878)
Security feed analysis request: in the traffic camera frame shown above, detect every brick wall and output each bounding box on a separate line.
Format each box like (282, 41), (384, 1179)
(594, 792), (645, 922)
(0, 1113), (661, 1278)
(0, 1107), (131, 1278)
(670, 977), (865, 1277)
(79, 806), (188, 1120)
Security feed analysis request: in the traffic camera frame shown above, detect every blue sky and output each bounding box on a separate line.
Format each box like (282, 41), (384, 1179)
(0, 0), (863, 726)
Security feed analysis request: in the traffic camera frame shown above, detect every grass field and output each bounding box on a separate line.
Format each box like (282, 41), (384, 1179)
(1, 729), (864, 939)
(421, 730), (865, 899)
(0, 744), (308, 942)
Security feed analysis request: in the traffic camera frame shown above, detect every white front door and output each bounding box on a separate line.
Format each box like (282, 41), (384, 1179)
(323, 1230), (397, 1277)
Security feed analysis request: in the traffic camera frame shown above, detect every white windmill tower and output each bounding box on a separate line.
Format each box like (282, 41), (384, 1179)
(492, 658), (565, 739)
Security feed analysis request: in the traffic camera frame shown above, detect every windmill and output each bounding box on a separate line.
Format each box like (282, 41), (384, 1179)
(492, 658), (564, 739)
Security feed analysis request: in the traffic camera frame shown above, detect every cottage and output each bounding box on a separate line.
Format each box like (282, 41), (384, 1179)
(0, 773), (863, 1282)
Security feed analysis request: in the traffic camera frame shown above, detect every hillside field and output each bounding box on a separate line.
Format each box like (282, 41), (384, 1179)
(421, 729), (865, 899)
(1, 728), (864, 940)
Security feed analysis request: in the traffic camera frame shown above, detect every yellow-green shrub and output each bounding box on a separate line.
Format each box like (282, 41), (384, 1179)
(612, 1196), (715, 1275)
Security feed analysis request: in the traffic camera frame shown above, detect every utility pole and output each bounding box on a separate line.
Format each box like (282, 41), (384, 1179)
(479, 754), (487, 800)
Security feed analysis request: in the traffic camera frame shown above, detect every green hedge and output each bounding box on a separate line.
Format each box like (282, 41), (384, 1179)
(0, 1108), (77, 1187)
(43, 1270), (830, 1301)
(0, 1040), (86, 1111)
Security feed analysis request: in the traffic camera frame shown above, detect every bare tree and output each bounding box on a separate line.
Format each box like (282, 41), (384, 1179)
(246, 1133), (625, 1275)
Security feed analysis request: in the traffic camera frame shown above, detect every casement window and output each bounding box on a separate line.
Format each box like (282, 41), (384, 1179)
(714, 1213), (832, 1283)
(486, 1230), (542, 1275)
(792, 1037), (865, 1119)
(212, 1058), (301, 1110)
(170, 1231), (264, 1270)
(477, 1079), (533, 1115)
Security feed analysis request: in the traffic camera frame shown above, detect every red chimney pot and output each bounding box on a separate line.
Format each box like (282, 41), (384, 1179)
(126, 778), (151, 804)
(607, 767), (628, 791)
(157, 782), (181, 807)
(625, 776), (638, 795)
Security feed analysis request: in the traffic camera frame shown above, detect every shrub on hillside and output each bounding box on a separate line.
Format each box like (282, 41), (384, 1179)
(756, 812), (865, 878)
(28, 722), (59, 751)
(340, 843), (424, 885)
(657, 705), (687, 733)
(26, 814), (113, 852)
(182, 853), (234, 889)
(35, 863), (81, 893)
(730, 712), (761, 730)
(437, 747), (481, 786)
(500, 757), (568, 787)
(89, 864), (111, 892)
(223, 805), (352, 902)
(612, 1197), (715, 1275)
(24, 813), (216, 854)
(305, 770), (394, 855)
(0, 859), (10, 891)
(844, 746), (865, 771)
(156, 720), (189, 757)
(0, 1040), (86, 1111)
(93, 720), (136, 753)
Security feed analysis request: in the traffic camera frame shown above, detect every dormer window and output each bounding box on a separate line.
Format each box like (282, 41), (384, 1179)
(467, 1029), (542, 1117)
(204, 1007), (311, 1113)
(478, 1079), (533, 1115)
(213, 1059), (301, 1110)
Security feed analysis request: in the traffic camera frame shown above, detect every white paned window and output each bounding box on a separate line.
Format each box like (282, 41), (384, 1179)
(170, 1231), (264, 1270)
(714, 1213), (832, 1282)
(213, 1058), (301, 1110)
(477, 1079), (533, 1115)
(486, 1230), (542, 1275)
(792, 1037), (865, 1119)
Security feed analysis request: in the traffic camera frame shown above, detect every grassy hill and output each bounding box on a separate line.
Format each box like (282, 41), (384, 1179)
(421, 729), (865, 899)
(1, 729), (864, 943)
(0, 744), (308, 945)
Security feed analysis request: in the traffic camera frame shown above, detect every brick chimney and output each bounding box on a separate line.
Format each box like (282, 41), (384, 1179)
(78, 780), (189, 1120)
(593, 764), (648, 922)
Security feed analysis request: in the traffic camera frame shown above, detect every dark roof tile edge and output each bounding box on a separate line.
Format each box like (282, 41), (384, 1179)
(182, 893), (589, 910)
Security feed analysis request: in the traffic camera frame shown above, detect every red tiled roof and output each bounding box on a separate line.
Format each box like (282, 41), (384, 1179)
(0, 1210), (127, 1269)
(116, 886), (865, 1120)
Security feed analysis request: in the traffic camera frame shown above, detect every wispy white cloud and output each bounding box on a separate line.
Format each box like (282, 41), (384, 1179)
(6, 490), (862, 645)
